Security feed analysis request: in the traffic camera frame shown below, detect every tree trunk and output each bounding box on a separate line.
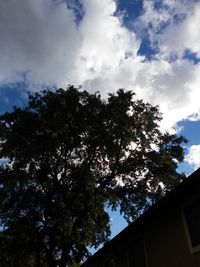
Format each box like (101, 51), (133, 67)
(46, 240), (56, 267)
(59, 245), (71, 267)
(35, 249), (41, 267)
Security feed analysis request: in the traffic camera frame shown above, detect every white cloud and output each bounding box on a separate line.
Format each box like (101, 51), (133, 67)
(71, 0), (140, 90)
(158, 2), (200, 58)
(0, 0), (80, 86)
(128, 0), (200, 130)
(1, 0), (200, 133)
(185, 145), (200, 170)
(0, 0), (140, 91)
(144, 59), (200, 130)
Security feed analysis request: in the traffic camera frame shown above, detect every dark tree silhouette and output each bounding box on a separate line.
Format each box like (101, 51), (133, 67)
(0, 86), (186, 266)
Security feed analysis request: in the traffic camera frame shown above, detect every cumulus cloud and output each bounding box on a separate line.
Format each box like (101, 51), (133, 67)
(1, 0), (200, 132)
(0, 0), (139, 91)
(158, 2), (200, 58)
(185, 145), (200, 170)
(70, 0), (140, 91)
(0, 0), (80, 86)
(129, 0), (200, 129)
(136, 0), (198, 53)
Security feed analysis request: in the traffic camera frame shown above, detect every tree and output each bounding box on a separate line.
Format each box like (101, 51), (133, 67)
(0, 86), (186, 266)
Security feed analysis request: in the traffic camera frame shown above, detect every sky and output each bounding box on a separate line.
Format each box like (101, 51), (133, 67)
(1, 0), (200, 239)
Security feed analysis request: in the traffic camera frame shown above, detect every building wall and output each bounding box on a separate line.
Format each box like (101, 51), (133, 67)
(145, 209), (194, 267)
(82, 197), (200, 267)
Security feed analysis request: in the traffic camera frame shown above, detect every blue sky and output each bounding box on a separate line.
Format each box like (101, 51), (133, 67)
(0, 0), (200, 239)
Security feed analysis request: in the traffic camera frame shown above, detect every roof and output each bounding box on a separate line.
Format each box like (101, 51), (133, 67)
(82, 168), (200, 266)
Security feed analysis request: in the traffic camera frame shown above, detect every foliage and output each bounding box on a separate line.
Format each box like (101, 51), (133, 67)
(0, 86), (186, 266)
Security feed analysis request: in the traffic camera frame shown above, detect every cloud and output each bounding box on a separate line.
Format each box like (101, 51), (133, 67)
(0, 0), (80, 86)
(0, 0), (139, 91)
(157, 2), (200, 58)
(126, 0), (200, 129)
(185, 145), (200, 170)
(135, 0), (198, 52)
(71, 0), (140, 89)
(1, 0), (200, 132)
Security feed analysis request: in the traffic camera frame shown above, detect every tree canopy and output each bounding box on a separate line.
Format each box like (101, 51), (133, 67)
(0, 86), (186, 266)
